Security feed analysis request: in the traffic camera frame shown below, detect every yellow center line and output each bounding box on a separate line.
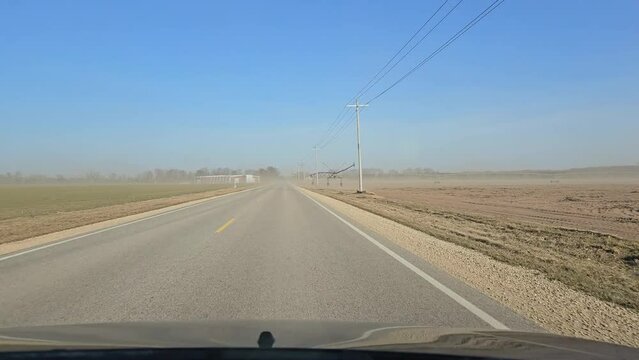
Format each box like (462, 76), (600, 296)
(215, 218), (235, 233)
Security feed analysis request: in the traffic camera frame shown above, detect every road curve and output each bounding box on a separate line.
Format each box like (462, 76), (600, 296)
(0, 183), (538, 331)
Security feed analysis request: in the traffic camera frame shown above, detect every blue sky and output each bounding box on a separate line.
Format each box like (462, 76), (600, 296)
(1, 0), (638, 175)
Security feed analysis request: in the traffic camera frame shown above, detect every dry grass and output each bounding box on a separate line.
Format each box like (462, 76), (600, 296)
(0, 184), (235, 220)
(0, 184), (243, 244)
(310, 180), (639, 311)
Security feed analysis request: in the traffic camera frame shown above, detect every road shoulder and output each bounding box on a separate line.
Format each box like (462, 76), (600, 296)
(300, 187), (639, 348)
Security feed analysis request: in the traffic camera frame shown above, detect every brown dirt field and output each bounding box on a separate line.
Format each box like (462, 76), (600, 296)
(310, 180), (639, 311)
(0, 186), (247, 245)
(373, 183), (639, 241)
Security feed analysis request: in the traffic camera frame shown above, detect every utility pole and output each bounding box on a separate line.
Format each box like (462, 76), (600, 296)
(297, 161), (305, 182)
(313, 146), (319, 186)
(347, 98), (368, 193)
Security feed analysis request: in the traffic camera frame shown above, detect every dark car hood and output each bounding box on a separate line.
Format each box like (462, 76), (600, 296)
(0, 320), (636, 360)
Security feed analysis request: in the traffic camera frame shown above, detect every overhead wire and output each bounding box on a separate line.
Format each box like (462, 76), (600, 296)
(311, 0), (506, 165)
(315, 107), (354, 149)
(319, 111), (357, 148)
(314, 0), (453, 149)
(356, 0), (464, 99)
(366, 0), (505, 104)
(349, 0), (451, 102)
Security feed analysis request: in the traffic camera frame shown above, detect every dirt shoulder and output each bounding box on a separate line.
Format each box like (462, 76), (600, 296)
(301, 188), (639, 347)
(0, 186), (250, 249)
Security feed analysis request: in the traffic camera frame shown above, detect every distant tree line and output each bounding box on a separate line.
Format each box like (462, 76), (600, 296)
(0, 166), (281, 184)
(331, 167), (436, 178)
(326, 165), (639, 179)
(193, 166), (280, 178)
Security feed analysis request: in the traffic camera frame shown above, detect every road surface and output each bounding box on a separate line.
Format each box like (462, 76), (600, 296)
(0, 183), (538, 331)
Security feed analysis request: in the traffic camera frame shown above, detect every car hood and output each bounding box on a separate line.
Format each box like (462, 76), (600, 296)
(0, 320), (635, 360)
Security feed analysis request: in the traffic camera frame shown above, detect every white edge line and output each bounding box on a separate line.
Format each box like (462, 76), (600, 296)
(297, 187), (510, 330)
(0, 186), (260, 262)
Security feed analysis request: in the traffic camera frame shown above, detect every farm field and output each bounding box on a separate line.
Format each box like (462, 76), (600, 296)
(312, 178), (639, 311)
(0, 184), (242, 245)
(0, 184), (237, 220)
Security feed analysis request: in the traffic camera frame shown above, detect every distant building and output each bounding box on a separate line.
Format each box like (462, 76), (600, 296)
(195, 174), (260, 185)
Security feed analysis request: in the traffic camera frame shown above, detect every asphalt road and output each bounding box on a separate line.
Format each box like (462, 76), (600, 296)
(0, 183), (538, 331)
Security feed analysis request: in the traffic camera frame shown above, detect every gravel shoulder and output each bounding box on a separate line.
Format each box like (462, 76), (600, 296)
(301, 188), (639, 348)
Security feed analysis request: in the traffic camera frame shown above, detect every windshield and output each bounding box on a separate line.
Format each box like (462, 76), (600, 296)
(1, 0), (638, 355)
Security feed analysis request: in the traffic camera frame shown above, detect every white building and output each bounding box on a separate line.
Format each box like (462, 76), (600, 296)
(195, 174), (260, 185)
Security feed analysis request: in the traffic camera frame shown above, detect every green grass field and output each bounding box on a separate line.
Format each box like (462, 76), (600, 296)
(0, 184), (232, 220)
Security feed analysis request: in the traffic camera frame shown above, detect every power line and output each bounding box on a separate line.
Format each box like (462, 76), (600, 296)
(314, 106), (351, 148)
(357, 0), (464, 99)
(314, 0), (452, 149)
(317, 108), (355, 149)
(350, 0), (451, 101)
(316, 107), (354, 149)
(367, 0), (505, 104)
(318, 111), (357, 148)
(310, 0), (505, 177)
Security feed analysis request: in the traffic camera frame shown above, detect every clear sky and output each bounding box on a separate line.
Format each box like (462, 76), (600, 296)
(1, 0), (638, 175)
